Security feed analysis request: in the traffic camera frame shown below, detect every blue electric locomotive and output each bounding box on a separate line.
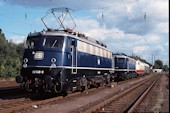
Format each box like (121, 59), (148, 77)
(113, 53), (137, 81)
(16, 29), (114, 93)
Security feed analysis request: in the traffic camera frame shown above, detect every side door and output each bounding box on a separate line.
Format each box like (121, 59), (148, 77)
(127, 58), (129, 72)
(70, 38), (77, 74)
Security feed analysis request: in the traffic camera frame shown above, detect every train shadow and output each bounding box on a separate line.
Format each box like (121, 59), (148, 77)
(0, 88), (61, 100)
(0, 88), (27, 100)
(29, 92), (62, 100)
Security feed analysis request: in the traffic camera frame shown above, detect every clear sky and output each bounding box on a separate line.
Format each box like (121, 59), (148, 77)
(0, 0), (169, 66)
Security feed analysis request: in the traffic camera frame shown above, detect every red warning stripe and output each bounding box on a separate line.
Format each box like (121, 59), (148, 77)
(136, 70), (144, 73)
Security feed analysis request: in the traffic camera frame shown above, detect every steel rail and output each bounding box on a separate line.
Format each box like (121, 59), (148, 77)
(0, 87), (99, 113)
(127, 75), (160, 113)
(86, 75), (155, 113)
(0, 86), (20, 91)
(85, 75), (155, 113)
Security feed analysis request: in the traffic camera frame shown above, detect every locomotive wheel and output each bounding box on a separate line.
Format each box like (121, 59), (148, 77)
(95, 83), (100, 88)
(62, 90), (72, 97)
(87, 83), (91, 89)
(80, 86), (86, 92)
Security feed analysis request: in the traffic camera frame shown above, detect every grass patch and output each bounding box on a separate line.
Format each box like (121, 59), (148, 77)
(0, 77), (15, 81)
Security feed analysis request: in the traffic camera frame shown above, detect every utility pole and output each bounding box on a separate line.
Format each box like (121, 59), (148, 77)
(152, 54), (154, 67)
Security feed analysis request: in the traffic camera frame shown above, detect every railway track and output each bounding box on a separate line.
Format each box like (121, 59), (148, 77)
(0, 84), (102, 113)
(84, 74), (159, 113)
(127, 75), (159, 113)
(0, 95), (63, 113)
(0, 86), (20, 93)
(0, 74), (153, 113)
(0, 89), (64, 113)
(116, 75), (149, 85)
(0, 86), (25, 99)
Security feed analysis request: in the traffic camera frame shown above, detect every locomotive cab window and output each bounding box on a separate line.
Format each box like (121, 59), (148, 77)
(116, 58), (125, 63)
(26, 37), (39, 49)
(44, 36), (64, 48)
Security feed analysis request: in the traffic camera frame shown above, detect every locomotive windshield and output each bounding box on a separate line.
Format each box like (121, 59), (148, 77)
(43, 36), (64, 48)
(25, 37), (39, 49)
(116, 58), (125, 64)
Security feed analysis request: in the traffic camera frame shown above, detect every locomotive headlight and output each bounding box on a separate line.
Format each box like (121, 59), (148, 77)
(34, 51), (44, 60)
(51, 58), (56, 63)
(23, 64), (27, 68)
(50, 58), (56, 67)
(23, 58), (28, 68)
(24, 58), (28, 63)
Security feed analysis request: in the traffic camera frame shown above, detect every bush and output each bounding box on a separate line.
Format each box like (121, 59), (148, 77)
(0, 29), (24, 78)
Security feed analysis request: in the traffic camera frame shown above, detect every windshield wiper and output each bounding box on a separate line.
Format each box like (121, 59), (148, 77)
(51, 40), (57, 48)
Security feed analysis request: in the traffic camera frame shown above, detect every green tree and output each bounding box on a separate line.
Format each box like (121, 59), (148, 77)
(0, 29), (24, 78)
(16, 43), (24, 61)
(154, 59), (163, 69)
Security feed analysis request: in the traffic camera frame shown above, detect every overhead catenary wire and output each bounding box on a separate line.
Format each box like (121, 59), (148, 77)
(73, 0), (148, 56)
(0, 12), (33, 36)
(0, 0), (147, 38)
(120, 0), (145, 37)
(0, 12), (32, 26)
(1, 1), (165, 64)
(4, 30), (27, 36)
(74, 0), (139, 12)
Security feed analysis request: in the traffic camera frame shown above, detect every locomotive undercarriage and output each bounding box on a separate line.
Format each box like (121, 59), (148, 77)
(61, 69), (112, 94)
(16, 68), (112, 94)
(114, 71), (137, 81)
(16, 67), (63, 93)
(18, 76), (62, 93)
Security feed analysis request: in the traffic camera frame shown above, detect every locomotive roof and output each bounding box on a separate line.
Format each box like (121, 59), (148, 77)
(28, 29), (111, 51)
